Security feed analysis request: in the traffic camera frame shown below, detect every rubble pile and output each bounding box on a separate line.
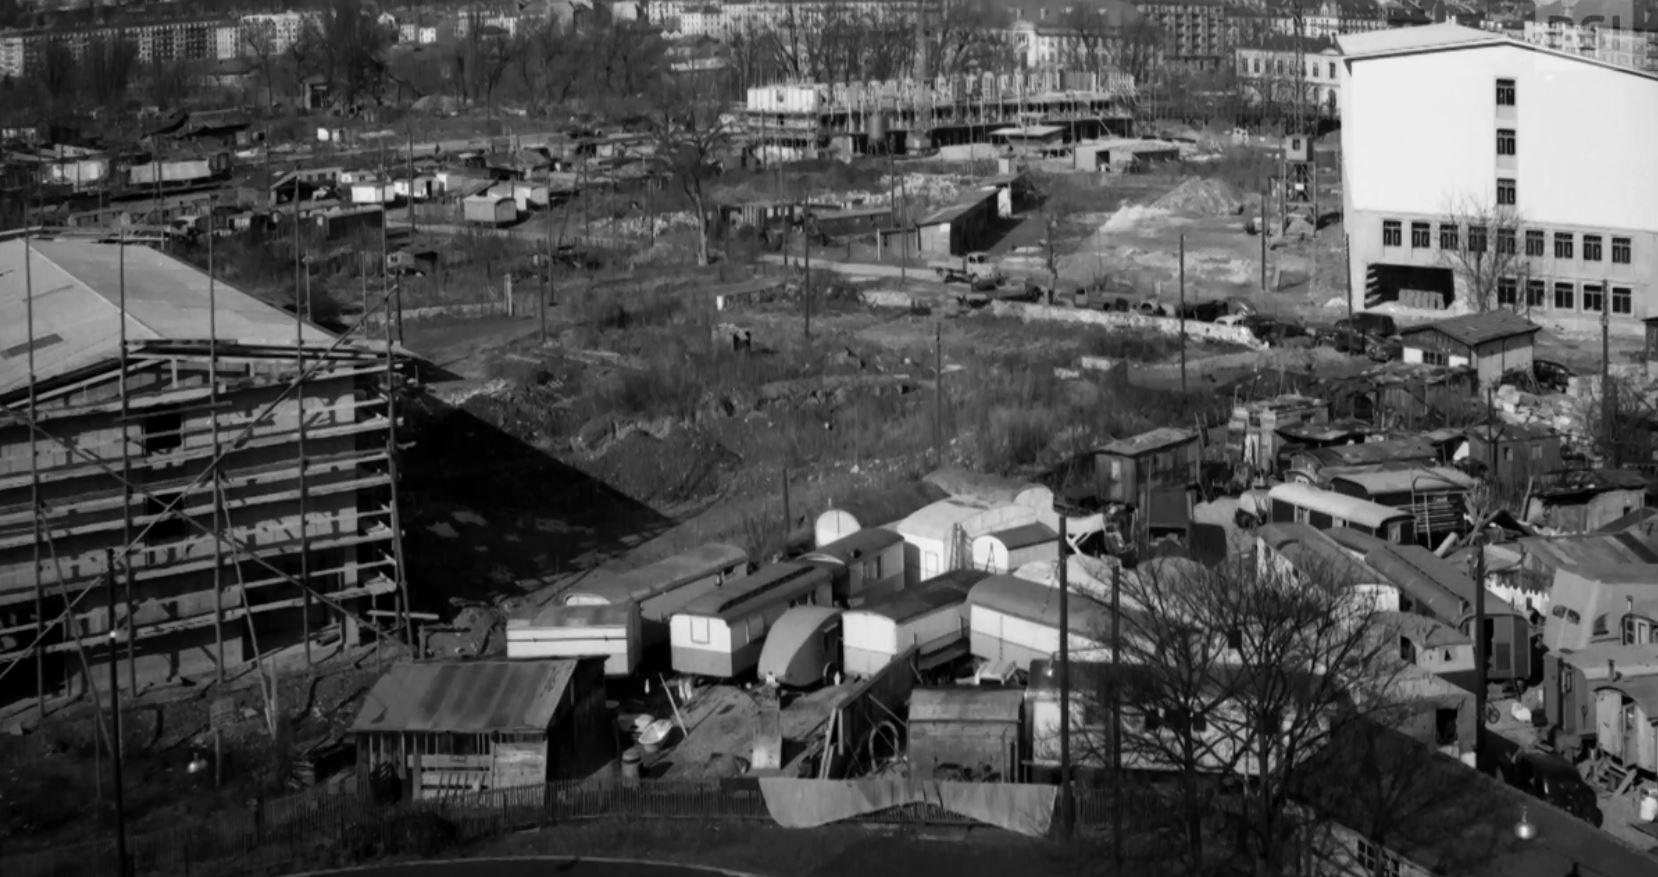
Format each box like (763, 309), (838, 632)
(1152, 177), (1244, 216)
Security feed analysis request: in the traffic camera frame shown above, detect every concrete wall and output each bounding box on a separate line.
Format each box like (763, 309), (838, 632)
(1342, 41), (1658, 325)
(988, 301), (1266, 348)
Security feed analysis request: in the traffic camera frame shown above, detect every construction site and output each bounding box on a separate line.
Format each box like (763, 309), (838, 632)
(744, 70), (1138, 161)
(0, 232), (409, 713)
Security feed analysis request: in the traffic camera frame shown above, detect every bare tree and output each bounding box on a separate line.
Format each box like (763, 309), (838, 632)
(929, 0), (1017, 77)
(241, 21), (282, 109)
(292, 0), (393, 110)
(1440, 197), (1532, 313)
(648, 74), (734, 266)
(453, 8), (517, 110)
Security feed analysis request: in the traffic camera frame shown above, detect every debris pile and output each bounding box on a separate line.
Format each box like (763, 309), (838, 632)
(1152, 177), (1244, 215)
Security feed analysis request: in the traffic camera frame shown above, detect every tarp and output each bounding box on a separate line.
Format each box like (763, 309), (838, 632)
(758, 778), (1057, 838)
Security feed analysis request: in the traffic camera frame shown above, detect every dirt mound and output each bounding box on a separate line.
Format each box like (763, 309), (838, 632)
(1152, 178), (1244, 216)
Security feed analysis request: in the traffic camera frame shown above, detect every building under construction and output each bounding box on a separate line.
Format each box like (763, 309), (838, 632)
(745, 70), (1137, 161)
(0, 235), (407, 707)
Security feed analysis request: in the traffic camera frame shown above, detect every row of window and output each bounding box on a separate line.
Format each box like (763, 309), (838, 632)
(1381, 220), (1634, 264)
(1492, 279), (1633, 315)
(1243, 57), (1337, 80)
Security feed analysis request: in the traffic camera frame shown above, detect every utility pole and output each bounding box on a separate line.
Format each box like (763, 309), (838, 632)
(406, 120), (417, 234)
(1056, 514), (1073, 841)
(106, 550), (129, 877)
(1471, 533), (1488, 771)
(1602, 286), (1614, 465)
(1110, 560), (1125, 875)
(1260, 180), (1269, 293)
(1345, 234), (1354, 321)
(802, 208), (812, 339)
(899, 174), (909, 286)
(933, 320), (948, 470)
(1179, 234), (1187, 393)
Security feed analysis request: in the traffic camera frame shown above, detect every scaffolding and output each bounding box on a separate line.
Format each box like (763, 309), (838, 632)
(0, 218), (410, 715)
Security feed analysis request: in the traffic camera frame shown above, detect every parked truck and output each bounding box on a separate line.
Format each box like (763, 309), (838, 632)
(928, 252), (1005, 285)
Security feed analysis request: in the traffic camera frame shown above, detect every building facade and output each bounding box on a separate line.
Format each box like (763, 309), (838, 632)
(1339, 24), (1658, 334)
(1139, 0), (1233, 67)
(1519, 19), (1658, 71)
(1235, 34), (1344, 115)
(0, 17), (238, 79)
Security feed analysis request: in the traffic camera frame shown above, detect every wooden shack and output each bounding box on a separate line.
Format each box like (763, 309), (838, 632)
(1090, 427), (1202, 536)
(1462, 422), (1561, 487)
(1398, 311), (1539, 388)
(906, 688), (1024, 782)
(351, 658), (611, 799)
(1525, 468), (1650, 533)
(914, 188), (999, 256)
(1228, 394), (1330, 472)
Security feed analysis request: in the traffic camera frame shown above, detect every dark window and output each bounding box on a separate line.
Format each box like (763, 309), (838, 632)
(1410, 222), (1430, 248)
(1593, 614), (1608, 636)
(1583, 283), (1604, 312)
(1496, 77), (1515, 105)
(1496, 178), (1516, 205)
(1225, 627), (1244, 650)
(1496, 128), (1516, 155)
(1382, 220), (1402, 247)
(1526, 280), (1546, 308)
(1468, 225), (1487, 253)
(1583, 234), (1603, 261)
(1496, 228), (1516, 255)
(1613, 236), (1632, 264)
(1438, 223), (1459, 250)
(1554, 232), (1574, 259)
(1142, 707), (1163, 731)
(1554, 282), (1574, 310)
(144, 493), (190, 543)
(1497, 277), (1518, 307)
(1613, 286), (1633, 315)
(142, 412), (184, 455)
(1423, 350), (1448, 366)
(1525, 229), (1545, 256)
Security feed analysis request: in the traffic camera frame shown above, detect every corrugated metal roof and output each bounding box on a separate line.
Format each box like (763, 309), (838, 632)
(909, 687), (1022, 724)
(1098, 427), (1198, 458)
(350, 659), (580, 735)
(0, 238), (335, 395)
(1306, 437), (1437, 468)
(1401, 310), (1540, 349)
(1515, 530), (1658, 573)
(1368, 544), (1521, 621)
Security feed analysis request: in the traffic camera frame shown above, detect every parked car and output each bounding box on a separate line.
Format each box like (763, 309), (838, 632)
(1496, 751), (1602, 827)
(1136, 299), (1169, 317)
(1176, 299), (1231, 322)
(1501, 359), (1575, 394)
(1339, 312), (1399, 338)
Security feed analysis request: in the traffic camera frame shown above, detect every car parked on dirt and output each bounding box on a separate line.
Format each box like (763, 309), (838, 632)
(1495, 750), (1602, 827)
(1501, 359), (1575, 394)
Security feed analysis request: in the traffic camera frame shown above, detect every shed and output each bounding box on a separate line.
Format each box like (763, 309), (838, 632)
(464, 194), (517, 226)
(1328, 466), (1477, 548)
(814, 481), (949, 548)
(1072, 138), (1182, 173)
(1525, 468), (1650, 534)
(915, 188), (999, 256)
(971, 521), (1058, 574)
(990, 124), (1067, 158)
(1075, 428), (1202, 537)
(1462, 422), (1561, 487)
(906, 688), (1024, 781)
(351, 658), (611, 798)
(1398, 311), (1539, 388)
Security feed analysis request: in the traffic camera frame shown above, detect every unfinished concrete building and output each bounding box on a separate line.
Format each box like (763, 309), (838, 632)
(745, 70), (1137, 161)
(0, 235), (407, 706)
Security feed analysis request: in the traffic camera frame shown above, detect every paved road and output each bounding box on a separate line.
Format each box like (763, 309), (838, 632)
(301, 859), (760, 877)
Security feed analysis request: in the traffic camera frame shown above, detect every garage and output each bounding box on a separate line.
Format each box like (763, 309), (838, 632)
(1364, 263), (1455, 309)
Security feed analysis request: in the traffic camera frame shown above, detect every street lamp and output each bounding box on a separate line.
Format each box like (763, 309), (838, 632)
(1514, 806), (1537, 842)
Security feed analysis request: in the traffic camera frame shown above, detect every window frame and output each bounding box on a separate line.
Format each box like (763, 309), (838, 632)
(1553, 282), (1575, 310)
(1410, 221), (1431, 249)
(1496, 178), (1516, 206)
(1438, 223), (1459, 250)
(1583, 283), (1605, 313)
(1496, 77), (1516, 106)
(1525, 279), (1546, 308)
(1382, 219), (1402, 248)
(1496, 227), (1516, 255)
(1554, 232), (1574, 259)
(1467, 225), (1488, 253)
(1496, 128), (1516, 155)
(1612, 286), (1633, 315)
(1613, 236), (1632, 264)
(1497, 277), (1518, 307)
(1583, 234), (1603, 262)
(1524, 229), (1545, 257)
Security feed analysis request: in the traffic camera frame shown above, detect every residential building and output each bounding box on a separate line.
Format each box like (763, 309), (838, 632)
(0, 238), (403, 705)
(1339, 24), (1658, 332)
(1261, 0), (1388, 39)
(1520, 19), (1658, 71)
(0, 17), (234, 79)
(1234, 34), (1344, 116)
(1138, 0), (1233, 67)
(238, 12), (311, 56)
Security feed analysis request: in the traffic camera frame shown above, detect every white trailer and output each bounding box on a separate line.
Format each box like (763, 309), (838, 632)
(841, 569), (987, 677)
(505, 601), (642, 678)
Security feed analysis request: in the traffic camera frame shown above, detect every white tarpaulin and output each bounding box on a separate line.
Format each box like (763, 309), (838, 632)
(758, 778), (1058, 838)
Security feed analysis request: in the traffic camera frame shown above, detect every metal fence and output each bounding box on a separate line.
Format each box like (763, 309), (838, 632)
(4, 779), (1159, 877)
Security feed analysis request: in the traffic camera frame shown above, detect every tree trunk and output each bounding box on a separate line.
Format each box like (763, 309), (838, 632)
(691, 189), (710, 266)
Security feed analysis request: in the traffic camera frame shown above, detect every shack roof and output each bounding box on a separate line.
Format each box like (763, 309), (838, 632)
(1367, 543), (1521, 620)
(1400, 310), (1540, 348)
(853, 569), (986, 624)
(1533, 467), (1651, 498)
(1595, 506), (1658, 534)
(1305, 437), (1437, 468)
(983, 521), (1057, 550)
(804, 527), (903, 565)
(0, 238), (335, 396)
(1256, 522), (1386, 588)
(1328, 466), (1477, 496)
(1097, 427), (1198, 458)
(350, 659), (581, 735)
(909, 687), (1023, 724)
(1562, 642), (1658, 679)
(1509, 529), (1658, 572)
(916, 189), (997, 226)
(991, 124), (1064, 139)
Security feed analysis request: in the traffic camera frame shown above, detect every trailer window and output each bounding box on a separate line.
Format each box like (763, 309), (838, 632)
(689, 617), (710, 644)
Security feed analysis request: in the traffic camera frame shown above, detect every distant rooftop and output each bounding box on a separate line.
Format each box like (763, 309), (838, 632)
(1401, 310), (1540, 348)
(1098, 427), (1198, 457)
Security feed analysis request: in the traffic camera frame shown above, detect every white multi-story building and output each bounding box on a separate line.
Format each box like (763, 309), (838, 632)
(0, 35), (23, 78)
(238, 12), (310, 55)
(1235, 34), (1344, 116)
(1519, 20), (1658, 71)
(1339, 23), (1658, 333)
